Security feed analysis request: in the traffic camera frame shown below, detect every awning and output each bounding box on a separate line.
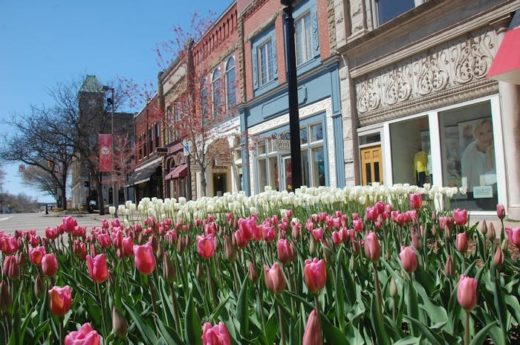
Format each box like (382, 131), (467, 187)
(126, 158), (162, 187)
(165, 164), (188, 180)
(488, 11), (520, 84)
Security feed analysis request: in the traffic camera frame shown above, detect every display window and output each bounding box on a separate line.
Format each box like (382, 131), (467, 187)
(439, 101), (497, 210)
(253, 119), (327, 193)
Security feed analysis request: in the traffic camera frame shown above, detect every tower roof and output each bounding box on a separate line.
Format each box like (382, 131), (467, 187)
(80, 75), (103, 93)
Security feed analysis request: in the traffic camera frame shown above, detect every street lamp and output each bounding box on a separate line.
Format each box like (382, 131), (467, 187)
(281, 0), (302, 190)
(102, 85), (117, 208)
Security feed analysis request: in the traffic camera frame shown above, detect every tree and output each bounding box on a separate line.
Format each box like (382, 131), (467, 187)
(1, 104), (75, 209)
(160, 12), (240, 197)
(19, 164), (61, 202)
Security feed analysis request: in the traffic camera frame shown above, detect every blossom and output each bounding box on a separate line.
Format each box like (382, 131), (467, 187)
(49, 285), (72, 317)
(41, 253), (59, 277)
(201, 322), (231, 345)
(86, 254), (109, 284)
(364, 232), (381, 262)
(133, 244), (156, 275)
(264, 263), (286, 293)
(196, 235), (216, 260)
(399, 246), (418, 273)
(64, 323), (101, 345)
(457, 275), (477, 311)
(304, 258), (327, 294)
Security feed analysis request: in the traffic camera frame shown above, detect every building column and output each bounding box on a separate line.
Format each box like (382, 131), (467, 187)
(499, 82), (520, 220)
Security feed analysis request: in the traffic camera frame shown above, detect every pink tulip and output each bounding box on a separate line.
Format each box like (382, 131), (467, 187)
(201, 322), (231, 345)
(453, 209), (468, 225)
(41, 253), (59, 277)
(505, 227), (520, 248)
(264, 263), (286, 293)
(409, 193), (422, 210)
(496, 204), (506, 220)
(29, 246), (46, 266)
(399, 246), (418, 273)
(122, 237), (134, 257)
(49, 285), (72, 317)
(0, 236), (19, 255)
(303, 309), (322, 345)
(45, 227), (59, 240)
(64, 323), (101, 345)
(62, 216), (78, 233)
(133, 244), (156, 275)
(277, 239), (295, 264)
(457, 275), (477, 311)
(2, 255), (19, 278)
(493, 246), (504, 267)
(311, 228), (324, 242)
(455, 232), (468, 253)
(196, 235), (216, 260)
(364, 232), (381, 262)
(304, 258), (327, 294)
(86, 254), (109, 284)
(353, 219), (363, 232)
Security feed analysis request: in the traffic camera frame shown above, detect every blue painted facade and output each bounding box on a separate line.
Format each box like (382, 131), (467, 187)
(240, 59), (345, 194)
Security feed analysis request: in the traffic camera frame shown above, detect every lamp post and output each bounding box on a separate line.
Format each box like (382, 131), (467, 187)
(281, 0), (302, 190)
(102, 86), (117, 208)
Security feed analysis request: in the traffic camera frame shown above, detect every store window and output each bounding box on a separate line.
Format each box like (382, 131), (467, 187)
(439, 101), (497, 210)
(390, 116), (430, 186)
(254, 120), (326, 193)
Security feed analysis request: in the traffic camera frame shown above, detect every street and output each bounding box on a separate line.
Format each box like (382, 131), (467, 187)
(0, 212), (112, 235)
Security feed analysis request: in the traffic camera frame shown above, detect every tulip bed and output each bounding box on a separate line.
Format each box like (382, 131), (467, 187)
(1, 185), (520, 344)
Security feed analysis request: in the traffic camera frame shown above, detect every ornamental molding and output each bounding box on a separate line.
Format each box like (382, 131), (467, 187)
(358, 79), (498, 127)
(355, 27), (499, 124)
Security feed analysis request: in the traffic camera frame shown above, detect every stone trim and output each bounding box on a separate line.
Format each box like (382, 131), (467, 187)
(355, 26), (500, 126)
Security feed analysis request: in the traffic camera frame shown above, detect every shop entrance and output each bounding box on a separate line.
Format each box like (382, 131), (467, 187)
(360, 146), (383, 185)
(213, 173), (227, 197)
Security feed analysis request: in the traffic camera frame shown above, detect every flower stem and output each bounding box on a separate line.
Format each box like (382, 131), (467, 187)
(59, 317), (64, 345)
(168, 284), (181, 336)
(464, 310), (470, 345)
(277, 302), (286, 345)
(96, 283), (107, 337)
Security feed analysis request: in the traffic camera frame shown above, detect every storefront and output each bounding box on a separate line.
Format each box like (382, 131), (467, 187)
(250, 113), (327, 192)
(358, 95), (506, 212)
(163, 142), (190, 199)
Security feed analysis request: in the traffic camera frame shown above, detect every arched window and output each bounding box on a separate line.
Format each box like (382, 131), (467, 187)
(212, 68), (221, 118)
(226, 57), (236, 109)
(201, 77), (209, 122)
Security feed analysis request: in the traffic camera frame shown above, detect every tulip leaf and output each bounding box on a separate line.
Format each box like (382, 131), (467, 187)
(157, 317), (184, 345)
(403, 316), (444, 345)
(469, 321), (497, 345)
(504, 294), (520, 324)
(184, 292), (202, 345)
(393, 336), (422, 345)
(237, 276), (250, 339)
(321, 315), (348, 345)
(122, 300), (159, 344)
(370, 296), (391, 345)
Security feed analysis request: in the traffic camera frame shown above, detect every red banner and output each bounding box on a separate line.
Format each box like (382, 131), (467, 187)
(98, 134), (113, 173)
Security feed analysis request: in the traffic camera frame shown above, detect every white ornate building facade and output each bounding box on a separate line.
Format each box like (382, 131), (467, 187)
(334, 0), (520, 217)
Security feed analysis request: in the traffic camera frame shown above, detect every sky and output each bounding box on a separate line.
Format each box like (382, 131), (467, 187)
(0, 0), (232, 203)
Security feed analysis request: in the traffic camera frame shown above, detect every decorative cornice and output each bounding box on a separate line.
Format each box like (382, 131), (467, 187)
(359, 80), (498, 126)
(354, 26), (500, 126)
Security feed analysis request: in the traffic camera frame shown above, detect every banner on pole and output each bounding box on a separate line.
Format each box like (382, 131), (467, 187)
(98, 134), (113, 173)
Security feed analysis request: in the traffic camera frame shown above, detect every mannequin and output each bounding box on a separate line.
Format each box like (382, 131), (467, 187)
(413, 147), (428, 187)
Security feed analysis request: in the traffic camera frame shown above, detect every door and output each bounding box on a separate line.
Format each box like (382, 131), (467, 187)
(282, 156), (292, 191)
(213, 173), (226, 197)
(360, 146), (384, 185)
